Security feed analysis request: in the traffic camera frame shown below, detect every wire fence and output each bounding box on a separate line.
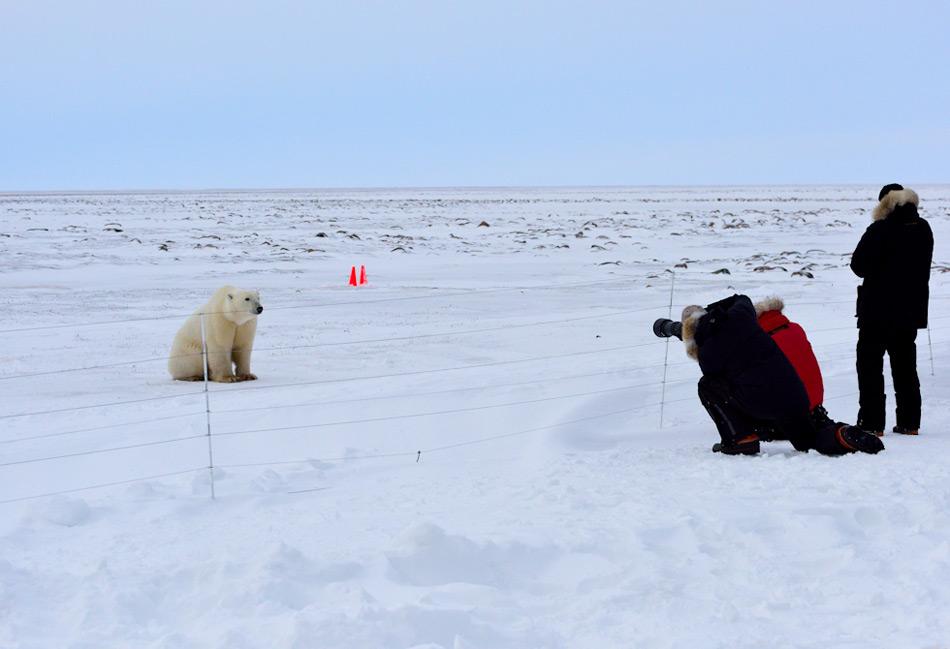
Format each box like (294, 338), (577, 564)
(9, 330), (948, 449)
(2, 271), (947, 505)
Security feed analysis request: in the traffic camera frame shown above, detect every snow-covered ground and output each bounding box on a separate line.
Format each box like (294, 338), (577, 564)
(1, 185), (949, 648)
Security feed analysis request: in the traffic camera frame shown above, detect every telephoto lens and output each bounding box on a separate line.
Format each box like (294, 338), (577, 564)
(653, 318), (683, 340)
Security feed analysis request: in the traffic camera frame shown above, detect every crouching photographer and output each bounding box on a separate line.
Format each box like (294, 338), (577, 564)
(654, 294), (883, 456)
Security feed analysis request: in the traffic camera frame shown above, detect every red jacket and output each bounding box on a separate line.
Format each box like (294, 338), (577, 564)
(755, 299), (824, 411)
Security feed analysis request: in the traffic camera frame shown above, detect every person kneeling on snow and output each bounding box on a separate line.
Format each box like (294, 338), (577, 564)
(675, 294), (881, 456)
(753, 297), (883, 455)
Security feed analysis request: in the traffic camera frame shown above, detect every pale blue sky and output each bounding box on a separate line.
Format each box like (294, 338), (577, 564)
(1, 0), (948, 190)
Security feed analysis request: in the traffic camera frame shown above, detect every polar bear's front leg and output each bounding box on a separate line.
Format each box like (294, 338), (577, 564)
(232, 319), (258, 381)
(232, 346), (256, 381)
(206, 344), (239, 382)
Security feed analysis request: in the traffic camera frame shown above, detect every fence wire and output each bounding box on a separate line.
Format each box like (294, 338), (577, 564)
(0, 411), (206, 446)
(0, 468), (208, 506)
(0, 389), (206, 421)
(0, 434), (207, 468)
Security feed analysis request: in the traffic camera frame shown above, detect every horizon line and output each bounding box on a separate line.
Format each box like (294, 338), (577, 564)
(3, 181), (948, 196)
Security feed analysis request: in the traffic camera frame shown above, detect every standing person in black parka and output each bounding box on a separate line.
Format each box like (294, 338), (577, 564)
(851, 184), (934, 436)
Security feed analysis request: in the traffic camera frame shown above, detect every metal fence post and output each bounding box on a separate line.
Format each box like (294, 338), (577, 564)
(199, 313), (216, 499)
(927, 326), (935, 376)
(659, 270), (675, 428)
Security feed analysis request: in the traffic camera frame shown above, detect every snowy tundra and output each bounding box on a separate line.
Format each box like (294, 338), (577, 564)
(1, 185), (949, 648)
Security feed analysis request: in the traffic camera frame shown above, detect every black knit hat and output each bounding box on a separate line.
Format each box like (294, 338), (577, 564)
(878, 183), (904, 201)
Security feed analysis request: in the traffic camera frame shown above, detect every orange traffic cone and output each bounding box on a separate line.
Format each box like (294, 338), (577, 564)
(359, 265), (367, 286)
(348, 266), (358, 286)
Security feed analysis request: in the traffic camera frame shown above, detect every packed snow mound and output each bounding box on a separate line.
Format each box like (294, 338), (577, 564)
(40, 496), (92, 527)
(387, 522), (558, 587)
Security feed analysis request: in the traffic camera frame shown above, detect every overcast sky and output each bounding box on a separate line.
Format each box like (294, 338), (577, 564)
(1, 0), (948, 190)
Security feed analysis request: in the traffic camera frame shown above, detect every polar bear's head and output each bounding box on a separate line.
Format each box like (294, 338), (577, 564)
(223, 288), (263, 325)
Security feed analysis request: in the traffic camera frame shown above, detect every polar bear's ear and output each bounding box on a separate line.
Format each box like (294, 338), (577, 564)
(227, 293), (233, 300)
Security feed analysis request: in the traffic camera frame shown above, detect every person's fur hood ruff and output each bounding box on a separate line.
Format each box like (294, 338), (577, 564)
(681, 305), (706, 361)
(682, 298), (786, 360)
(872, 188), (919, 222)
(754, 297), (785, 317)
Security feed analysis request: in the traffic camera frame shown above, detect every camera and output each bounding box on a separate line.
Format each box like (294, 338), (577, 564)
(653, 318), (683, 340)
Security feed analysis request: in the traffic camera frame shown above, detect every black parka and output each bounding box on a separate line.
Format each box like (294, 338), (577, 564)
(851, 189), (933, 330)
(693, 295), (810, 423)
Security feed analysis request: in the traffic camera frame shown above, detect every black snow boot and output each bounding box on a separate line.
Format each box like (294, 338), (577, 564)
(712, 439), (760, 456)
(836, 425), (885, 455)
(892, 426), (919, 436)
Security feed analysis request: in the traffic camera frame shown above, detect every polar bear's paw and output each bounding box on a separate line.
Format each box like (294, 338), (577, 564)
(237, 373), (258, 381)
(215, 375), (243, 383)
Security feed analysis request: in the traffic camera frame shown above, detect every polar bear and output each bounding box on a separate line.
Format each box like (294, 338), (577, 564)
(168, 286), (263, 382)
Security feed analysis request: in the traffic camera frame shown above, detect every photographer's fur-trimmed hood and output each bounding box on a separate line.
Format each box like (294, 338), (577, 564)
(754, 296), (785, 317)
(872, 187), (919, 222)
(681, 297), (788, 361)
(681, 305), (707, 360)
(754, 296), (794, 340)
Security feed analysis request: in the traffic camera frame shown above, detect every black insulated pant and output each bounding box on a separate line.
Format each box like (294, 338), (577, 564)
(697, 376), (812, 452)
(856, 327), (920, 431)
